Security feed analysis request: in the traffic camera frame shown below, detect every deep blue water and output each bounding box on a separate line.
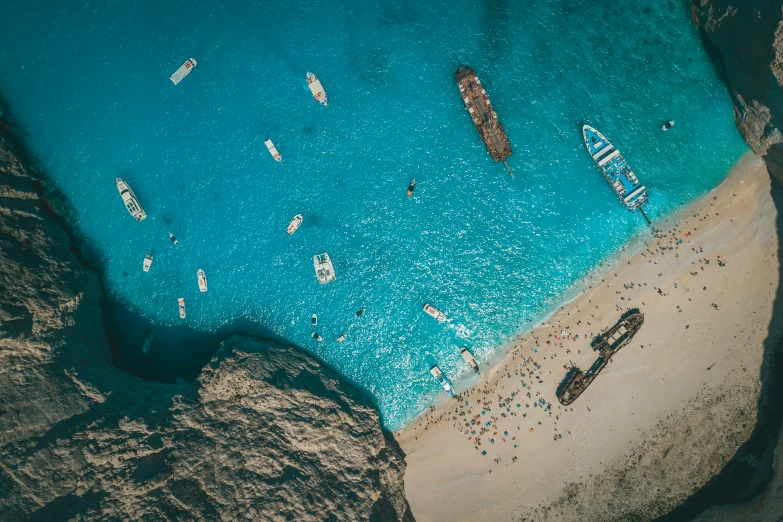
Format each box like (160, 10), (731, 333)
(0, 0), (747, 428)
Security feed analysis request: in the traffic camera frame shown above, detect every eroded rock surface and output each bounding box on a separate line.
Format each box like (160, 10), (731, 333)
(0, 128), (411, 521)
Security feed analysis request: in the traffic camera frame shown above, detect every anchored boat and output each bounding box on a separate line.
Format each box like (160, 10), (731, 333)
(455, 57), (514, 179)
(311, 314), (318, 326)
(406, 178), (416, 197)
(142, 253), (153, 272)
(142, 334), (154, 356)
(422, 303), (446, 322)
(314, 252), (336, 284)
(337, 333), (347, 343)
(582, 125), (650, 224)
(116, 178), (147, 222)
(169, 233), (179, 245)
(430, 365), (454, 396)
(170, 58), (197, 85)
(287, 214), (303, 235)
(178, 298), (186, 319)
(460, 347), (479, 373)
(306, 72), (328, 107)
(264, 139), (282, 162)
(312, 332), (323, 342)
(197, 269), (208, 293)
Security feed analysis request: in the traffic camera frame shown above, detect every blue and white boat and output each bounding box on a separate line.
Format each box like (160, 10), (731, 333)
(582, 125), (650, 223)
(430, 365), (454, 396)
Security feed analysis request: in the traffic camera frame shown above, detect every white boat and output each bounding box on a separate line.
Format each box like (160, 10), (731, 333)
(142, 253), (153, 272)
(430, 365), (454, 396)
(423, 303), (446, 322)
(197, 269), (208, 293)
(311, 314), (318, 326)
(169, 233), (179, 245)
(142, 334), (154, 355)
(116, 178), (147, 222)
(337, 333), (347, 343)
(178, 298), (186, 319)
(460, 347), (479, 373)
(306, 72), (328, 107)
(264, 139), (282, 162)
(314, 252), (336, 284)
(287, 214), (303, 235)
(312, 332), (323, 342)
(170, 58), (197, 85)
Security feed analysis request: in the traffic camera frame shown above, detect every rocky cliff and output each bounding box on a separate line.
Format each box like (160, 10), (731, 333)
(0, 125), (412, 521)
(692, 0), (783, 183)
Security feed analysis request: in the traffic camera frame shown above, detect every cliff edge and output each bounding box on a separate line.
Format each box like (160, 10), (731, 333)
(0, 127), (412, 521)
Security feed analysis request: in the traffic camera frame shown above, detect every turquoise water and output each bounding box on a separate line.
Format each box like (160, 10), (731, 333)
(0, 0), (746, 428)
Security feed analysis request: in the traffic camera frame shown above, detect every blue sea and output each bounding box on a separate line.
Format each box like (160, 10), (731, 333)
(0, 0), (747, 428)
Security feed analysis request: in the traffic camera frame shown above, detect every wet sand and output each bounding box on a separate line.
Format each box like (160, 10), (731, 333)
(397, 153), (780, 521)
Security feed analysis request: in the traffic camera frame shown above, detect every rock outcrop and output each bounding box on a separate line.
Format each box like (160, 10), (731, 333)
(0, 125), (412, 521)
(692, 0), (783, 183)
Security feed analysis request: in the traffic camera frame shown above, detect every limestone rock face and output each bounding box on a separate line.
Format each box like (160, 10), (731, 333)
(692, 0), (783, 183)
(0, 129), (412, 521)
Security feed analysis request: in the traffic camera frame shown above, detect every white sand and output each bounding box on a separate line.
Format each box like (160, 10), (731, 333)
(397, 153), (780, 521)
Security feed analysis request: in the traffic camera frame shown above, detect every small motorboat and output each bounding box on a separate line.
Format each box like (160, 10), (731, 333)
(355, 308), (365, 318)
(264, 139), (282, 162)
(460, 347), (479, 373)
(178, 298), (186, 319)
(170, 58), (197, 85)
(314, 252), (336, 284)
(306, 72), (328, 107)
(197, 269), (208, 293)
(337, 333), (347, 343)
(430, 365), (454, 396)
(169, 233), (179, 245)
(142, 334), (154, 355)
(142, 253), (153, 272)
(662, 120), (675, 131)
(311, 314), (318, 326)
(312, 332), (323, 342)
(423, 303), (446, 322)
(287, 214), (303, 235)
(406, 178), (416, 197)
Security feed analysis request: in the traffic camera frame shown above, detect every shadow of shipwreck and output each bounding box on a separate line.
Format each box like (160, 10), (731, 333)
(656, 171), (783, 520)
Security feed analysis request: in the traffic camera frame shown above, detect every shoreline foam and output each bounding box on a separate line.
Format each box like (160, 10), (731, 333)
(397, 152), (780, 521)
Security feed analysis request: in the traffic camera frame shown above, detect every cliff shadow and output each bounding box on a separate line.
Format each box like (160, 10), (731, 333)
(656, 169), (783, 520)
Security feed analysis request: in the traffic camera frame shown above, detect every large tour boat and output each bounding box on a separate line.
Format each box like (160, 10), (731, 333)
(306, 73), (328, 107)
(197, 269), (208, 293)
(422, 303), (446, 322)
(582, 125), (650, 223)
(170, 58), (197, 85)
(314, 252), (336, 284)
(460, 347), (479, 373)
(264, 139), (282, 162)
(455, 60), (513, 179)
(116, 178), (147, 222)
(142, 253), (153, 272)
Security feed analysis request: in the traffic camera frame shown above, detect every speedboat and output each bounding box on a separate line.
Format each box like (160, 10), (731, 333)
(422, 303), (446, 322)
(287, 214), (303, 235)
(116, 178), (147, 222)
(662, 121), (674, 131)
(170, 58), (197, 85)
(311, 314), (318, 326)
(264, 139), (282, 162)
(197, 269), (208, 293)
(355, 308), (365, 318)
(142, 253), (153, 272)
(169, 233), (179, 245)
(142, 334), (154, 355)
(306, 72), (328, 107)
(430, 365), (454, 396)
(337, 333), (347, 343)
(312, 332), (323, 342)
(460, 347), (479, 373)
(406, 178), (416, 197)
(178, 298), (186, 319)
(314, 252), (336, 284)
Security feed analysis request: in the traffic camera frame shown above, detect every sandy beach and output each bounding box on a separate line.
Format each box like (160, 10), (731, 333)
(397, 152), (781, 521)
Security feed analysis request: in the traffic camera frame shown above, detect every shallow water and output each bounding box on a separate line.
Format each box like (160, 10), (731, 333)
(0, 0), (747, 428)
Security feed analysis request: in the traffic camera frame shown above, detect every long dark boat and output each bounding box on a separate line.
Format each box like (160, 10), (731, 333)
(556, 309), (644, 405)
(454, 56), (513, 179)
